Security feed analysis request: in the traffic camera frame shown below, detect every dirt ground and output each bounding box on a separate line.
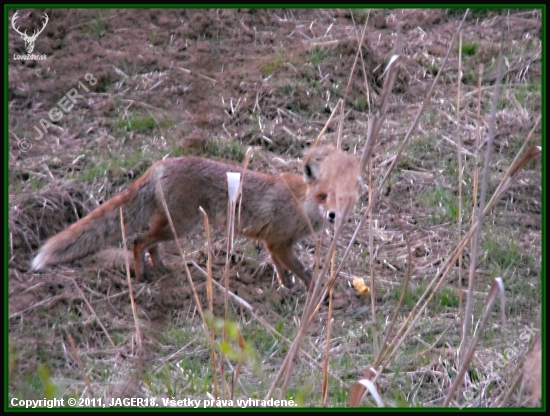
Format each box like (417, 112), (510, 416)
(7, 8), (542, 407)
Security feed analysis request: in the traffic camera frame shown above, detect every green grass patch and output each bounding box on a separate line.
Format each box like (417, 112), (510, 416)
(279, 82), (296, 97)
(352, 96), (369, 112)
(197, 137), (247, 162)
(418, 186), (459, 224)
(117, 115), (156, 133)
(260, 55), (285, 74)
(306, 46), (335, 66)
(388, 283), (459, 314)
(461, 41), (478, 56)
(481, 229), (534, 272)
(406, 132), (437, 161)
(78, 151), (146, 182)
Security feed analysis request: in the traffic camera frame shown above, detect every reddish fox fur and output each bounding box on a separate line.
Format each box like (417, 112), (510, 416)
(32, 145), (361, 288)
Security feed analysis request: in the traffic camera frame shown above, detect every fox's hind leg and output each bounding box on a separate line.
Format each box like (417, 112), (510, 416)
(133, 216), (173, 281)
(148, 245), (170, 274)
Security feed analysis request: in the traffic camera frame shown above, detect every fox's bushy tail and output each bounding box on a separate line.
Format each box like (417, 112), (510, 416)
(32, 168), (158, 271)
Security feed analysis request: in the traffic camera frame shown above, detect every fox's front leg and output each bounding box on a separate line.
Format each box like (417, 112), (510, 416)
(269, 251), (295, 288)
(266, 242), (312, 289)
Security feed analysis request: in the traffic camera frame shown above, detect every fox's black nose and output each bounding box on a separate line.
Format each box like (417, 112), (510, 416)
(327, 211), (336, 222)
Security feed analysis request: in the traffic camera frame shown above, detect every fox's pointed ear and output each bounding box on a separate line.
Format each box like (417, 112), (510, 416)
(303, 144), (336, 183)
(303, 158), (321, 183)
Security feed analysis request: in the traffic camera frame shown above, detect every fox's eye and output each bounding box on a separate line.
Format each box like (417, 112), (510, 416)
(318, 193), (327, 201)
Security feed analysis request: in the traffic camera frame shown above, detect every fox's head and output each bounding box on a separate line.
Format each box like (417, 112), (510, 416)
(303, 145), (362, 226)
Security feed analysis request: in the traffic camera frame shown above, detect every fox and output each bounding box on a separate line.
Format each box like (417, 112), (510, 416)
(31, 145), (361, 289)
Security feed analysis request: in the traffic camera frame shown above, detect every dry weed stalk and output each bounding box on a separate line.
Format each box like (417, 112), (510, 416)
(264, 96), (357, 398)
(459, 27), (506, 371)
(67, 333), (95, 398)
(190, 259), (347, 390)
(268, 12), (407, 404)
(65, 274), (116, 350)
(364, 140), (541, 406)
(495, 330), (541, 407)
(349, 9), (372, 114)
(443, 278), (506, 407)
(119, 207), (142, 357)
(349, 10), (470, 406)
(199, 206), (218, 401)
(221, 172), (239, 400)
(321, 254), (335, 407)
(455, 32), (465, 339)
(151, 162), (210, 336)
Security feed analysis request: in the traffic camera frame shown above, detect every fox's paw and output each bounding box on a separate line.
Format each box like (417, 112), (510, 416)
(139, 263), (172, 282)
(153, 262), (172, 275)
(279, 280), (309, 299)
(271, 283), (307, 305)
(276, 269), (296, 289)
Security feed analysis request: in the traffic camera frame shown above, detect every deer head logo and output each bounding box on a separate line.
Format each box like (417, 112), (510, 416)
(12, 11), (49, 54)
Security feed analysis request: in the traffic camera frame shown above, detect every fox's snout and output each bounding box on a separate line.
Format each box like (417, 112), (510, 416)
(317, 190), (356, 225)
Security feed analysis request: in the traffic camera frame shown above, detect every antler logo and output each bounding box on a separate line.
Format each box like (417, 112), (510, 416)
(12, 11), (49, 54)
